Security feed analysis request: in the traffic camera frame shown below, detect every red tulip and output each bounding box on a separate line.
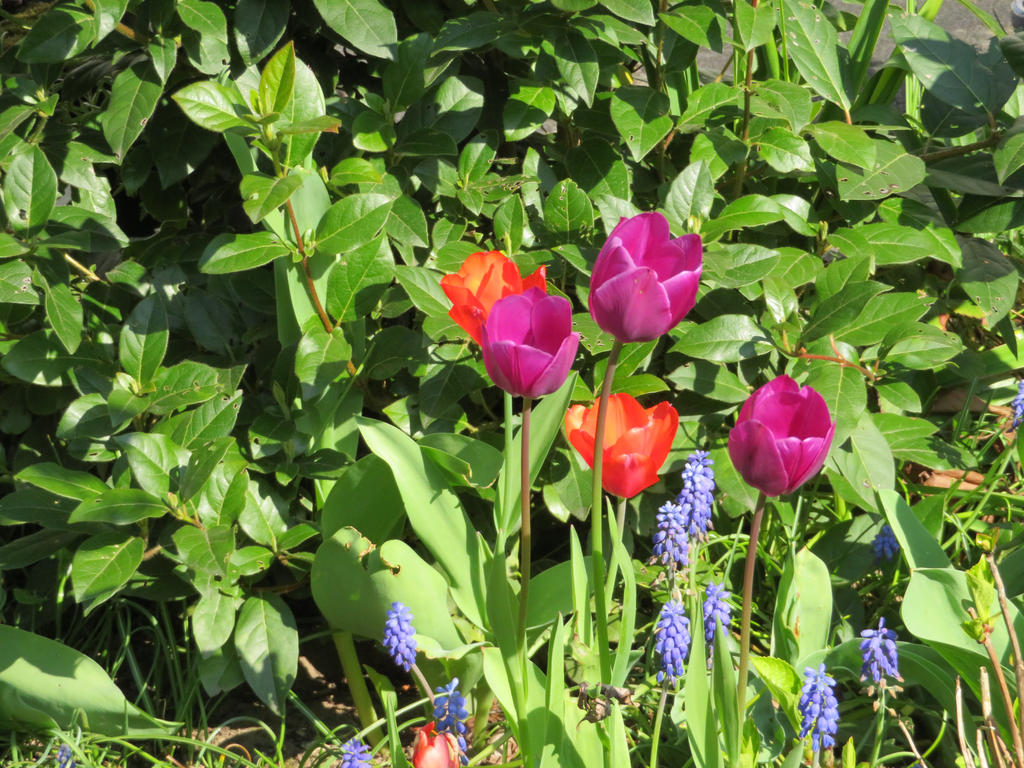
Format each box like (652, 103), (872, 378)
(728, 376), (835, 497)
(440, 251), (547, 345)
(413, 723), (460, 768)
(589, 212), (702, 343)
(481, 288), (579, 399)
(565, 393), (679, 498)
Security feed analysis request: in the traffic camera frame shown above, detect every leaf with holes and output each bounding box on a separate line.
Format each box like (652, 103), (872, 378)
(781, 0), (850, 112)
(835, 141), (925, 201)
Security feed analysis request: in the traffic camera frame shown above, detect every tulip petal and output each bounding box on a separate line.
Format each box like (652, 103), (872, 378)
(565, 404), (596, 468)
(483, 340), (553, 398)
(485, 292), (535, 345)
(604, 451), (658, 498)
(529, 331), (579, 397)
(591, 239), (638, 290)
(522, 264), (548, 293)
(530, 294), (573, 354)
(728, 419), (790, 497)
(591, 268), (673, 342)
(603, 392), (651, 445)
(608, 211), (671, 258)
(659, 268), (701, 327)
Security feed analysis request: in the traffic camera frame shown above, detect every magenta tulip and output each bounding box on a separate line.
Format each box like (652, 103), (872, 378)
(728, 376), (835, 497)
(589, 212), (703, 343)
(481, 288), (580, 399)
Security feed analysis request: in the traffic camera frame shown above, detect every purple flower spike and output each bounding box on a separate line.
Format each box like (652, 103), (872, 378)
(677, 450), (715, 538)
(339, 737), (372, 768)
(1012, 380), (1024, 430)
(703, 582), (732, 646)
(872, 524), (899, 563)
(654, 600), (690, 686)
(798, 664), (839, 753)
(860, 617), (900, 684)
(383, 601), (417, 671)
(434, 678), (469, 765)
(653, 501), (689, 567)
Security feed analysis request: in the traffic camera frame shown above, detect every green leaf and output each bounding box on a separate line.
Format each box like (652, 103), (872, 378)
(383, 33), (430, 110)
(16, 6), (93, 63)
(504, 82), (556, 142)
(995, 131), (1024, 184)
(552, 30), (599, 107)
(315, 193), (393, 255)
(663, 161), (714, 227)
(120, 294), (168, 386)
(193, 590), (238, 655)
(826, 412), (895, 509)
(115, 432), (189, 497)
(807, 121), (877, 167)
(234, 595), (298, 715)
(173, 81), (254, 133)
(699, 195), (785, 241)
(801, 359), (866, 446)
(234, 0), (289, 64)
(174, 524), (234, 578)
(782, 0), (851, 111)
(665, 360), (750, 403)
(99, 60), (162, 158)
(751, 656), (802, 730)
(883, 323), (963, 369)
(4, 144), (57, 232)
(609, 86), (672, 161)
(16, 462), (108, 501)
(838, 292), (931, 346)
(756, 127), (813, 173)
(735, 0), (775, 51)
(677, 82), (742, 133)
(386, 195), (428, 249)
(294, 329), (351, 400)
(801, 281), (887, 344)
(326, 236), (394, 322)
(199, 232), (290, 274)
(751, 79), (812, 131)
(1, 330), (72, 386)
(72, 532), (146, 613)
(829, 222), (961, 268)
(960, 237), (1018, 325)
(239, 173), (303, 224)
(178, 438), (235, 502)
(772, 548), (833, 665)
(543, 179), (593, 234)
(44, 282), (83, 353)
(259, 42), (296, 116)
(659, 7), (724, 51)
(0, 234), (29, 261)
(600, 0), (654, 24)
(155, 390), (243, 448)
(311, 0), (397, 59)
(0, 624), (177, 734)
(69, 488), (169, 525)
(672, 315), (772, 363)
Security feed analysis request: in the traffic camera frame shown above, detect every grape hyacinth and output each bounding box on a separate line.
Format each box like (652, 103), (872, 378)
(653, 500), (689, 567)
(872, 524), (899, 563)
(703, 582), (733, 645)
(338, 738), (372, 768)
(798, 664), (839, 753)
(860, 617), (900, 684)
(1012, 380), (1024, 430)
(676, 451), (715, 538)
(383, 601), (417, 671)
(434, 678), (470, 765)
(56, 745), (74, 768)
(654, 600), (691, 686)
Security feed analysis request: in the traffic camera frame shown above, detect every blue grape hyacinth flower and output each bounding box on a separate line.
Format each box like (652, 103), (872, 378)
(676, 450), (715, 538)
(653, 500), (689, 567)
(338, 737), (372, 768)
(860, 617), (900, 684)
(434, 678), (469, 765)
(383, 601), (417, 671)
(56, 745), (74, 768)
(872, 524), (899, 563)
(655, 600), (690, 686)
(798, 664), (839, 753)
(1012, 380), (1024, 430)
(703, 582), (732, 645)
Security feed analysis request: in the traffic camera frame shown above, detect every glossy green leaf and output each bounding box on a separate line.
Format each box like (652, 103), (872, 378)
(193, 590), (238, 655)
(677, 82), (743, 133)
(44, 282), (83, 354)
(100, 61), (162, 158)
(672, 315), (771, 362)
(0, 331), (72, 386)
(807, 121), (877, 167)
(960, 238), (1018, 325)
(504, 82), (556, 142)
(311, 0), (397, 59)
(801, 281), (887, 343)
(995, 131), (1024, 183)
(16, 6), (93, 63)
(659, 7), (724, 51)
(782, 0), (850, 111)
(543, 179), (593, 234)
(115, 433), (189, 497)
(801, 359), (866, 446)
(72, 532), (146, 612)
(552, 30), (599, 107)
(826, 412), (895, 509)
(234, 0), (289, 63)
(735, 0), (775, 51)
(119, 294), (168, 385)
(173, 81), (254, 133)
(772, 548), (833, 666)
(199, 232), (290, 274)
(16, 462), (107, 501)
(756, 127), (813, 173)
(234, 595), (298, 714)
(609, 86), (672, 161)
(4, 144), (57, 232)
(700, 195), (785, 241)
(315, 193), (393, 255)
(69, 488), (168, 525)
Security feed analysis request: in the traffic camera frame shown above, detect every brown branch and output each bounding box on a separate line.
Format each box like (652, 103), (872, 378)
(988, 553), (1024, 756)
(971, 607), (1024, 765)
(920, 133), (1001, 163)
(285, 199), (332, 334)
(957, 677), (979, 768)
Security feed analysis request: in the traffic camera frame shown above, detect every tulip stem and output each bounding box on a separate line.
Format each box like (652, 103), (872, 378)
(517, 397), (533, 657)
(591, 339), (623, 683)
(736, 492), (766, 722)
(649, 689), (669, 768)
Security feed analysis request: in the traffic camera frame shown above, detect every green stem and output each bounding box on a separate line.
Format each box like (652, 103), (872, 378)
(649, 689), (669, 768)
(471, 688), (495, 748)
(591, 339), (624, 683)
(332, 631), (381, 747)
(411, 663), (436, 708)
(869, 686), (887, 767)
(615, 495), (628, 535)
(736, 492), (767, 719)
(517, 396), (534, 664)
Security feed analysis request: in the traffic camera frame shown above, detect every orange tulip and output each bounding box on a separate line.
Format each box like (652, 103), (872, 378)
(412, 723), (460, 768)
(565, 393), (679, 499)
(440, 251), (547, 345)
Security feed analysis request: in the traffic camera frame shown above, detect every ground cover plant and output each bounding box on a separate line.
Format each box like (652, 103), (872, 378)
(2, 0), (1024, 766)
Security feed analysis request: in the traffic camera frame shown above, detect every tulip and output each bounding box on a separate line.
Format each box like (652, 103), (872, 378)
(565, 393), (678, 498)
(728, 376), (835, 497)
(589, 212), (702, 343)
(413, 723), (460, 768)
(440, 250), (547, 345)
(481, 288), (579, 399)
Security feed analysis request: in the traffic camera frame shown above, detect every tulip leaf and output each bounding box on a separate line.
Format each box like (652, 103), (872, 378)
(772, 548), (833, 667)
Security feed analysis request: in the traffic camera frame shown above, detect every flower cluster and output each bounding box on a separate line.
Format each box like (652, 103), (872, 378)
(434, 679), (469, 765)
(383, 602), (417, 672)
(1012, 380), (1024, 430)
(798, 664), (839, 753)
(872, 524), (900, 563)
(654, 600), (691, 686)
(860, 618), (900, 685)
(677, 450), (716, 538)
(703, 582), (732, 646)
(652, 500), (689, 567)
(338, 738), (372, 768)
(56, 745), (75, 768)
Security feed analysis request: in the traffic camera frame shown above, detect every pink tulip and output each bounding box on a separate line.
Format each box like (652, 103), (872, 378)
(728, 376), (835, 497)
(481, 288), (580, 399)
(413, 723), (460, 768)
(589, 212), (703, 343)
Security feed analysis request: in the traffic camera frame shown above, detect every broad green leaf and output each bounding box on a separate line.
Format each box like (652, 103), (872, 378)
(238, 480), (288, 550)
(772, 548), (833, 666)
(663, 161), (714, 227)
(995, 131), (1024, 184)
(148, 37), (178, 83)
(751, 656), (801, 730)
(756, 127), (812, 173)
(0, 233), (29, 260)
(782, 0), (851, 111)
(4, 145), (57, 232)
(665, 360), (750, 403)
(677, 82), (742, 133)
(326, 236), (394, 322)
(154, 390), (243, 448)
(883, 323), (963, 369)
(199, 232), (290, 274)
(552, 30), (599, 107)
(393, 265), (449, 317)
(72, 532), (146, 612)
(178, 438), (235, 502)
(801, 281), (887, 343)
(600, 0), (654, 24)
(504, 82), (556, 141)
(566, 140), (631, 200)
(173, 523), (234, 578)
(609, 86), (672, 161)
(703, 243), (782, 288)
(115, 433), (189, 497)
(826, 412), (895, 509)
(311, 0), (397, 59)
(193, 590), (238, 654)
(807, 121), (877, 167)
(330, 157), (383, 186)
(239, 173), (303, 224)
(386, 195), (428, 249)
(234, 595), (298, 714)
(801, 359), (866, 446)
(16, 6), (93, 63)
(382, 33), (430, 110)
(99, 61), (162, 158)
(700, 195), (785, 241)
(432, 11), (505, 54)
(294, 329), (351, 400)
(1, 330), (72, 386)
(69, 488), (168, 525)
(315, 193), (393, 255)
(258, 42), (296, 117)
(234, 0), (289, 64)
(173, 81), (254, 133)
(750, 79), (812, 131)
(16, 462), (107, 501)
(0, 625), (177, 734)
(829, 222), (961, 268)
(91, 0), (129, 40)
(735, 0), (775, 51)
(659, 7), (724, 51)
(672, 315), (771, 363)
(543, 179), (593, 234)
(44, 282), (83, 353)
(960, 238), (1018, 325)
(120, 294), (168, 385)
(838, 292), (931, 346)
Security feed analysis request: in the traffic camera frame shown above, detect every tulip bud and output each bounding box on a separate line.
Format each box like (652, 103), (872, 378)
(413, 723), (460, 768)
(728, 376), (835, 497)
